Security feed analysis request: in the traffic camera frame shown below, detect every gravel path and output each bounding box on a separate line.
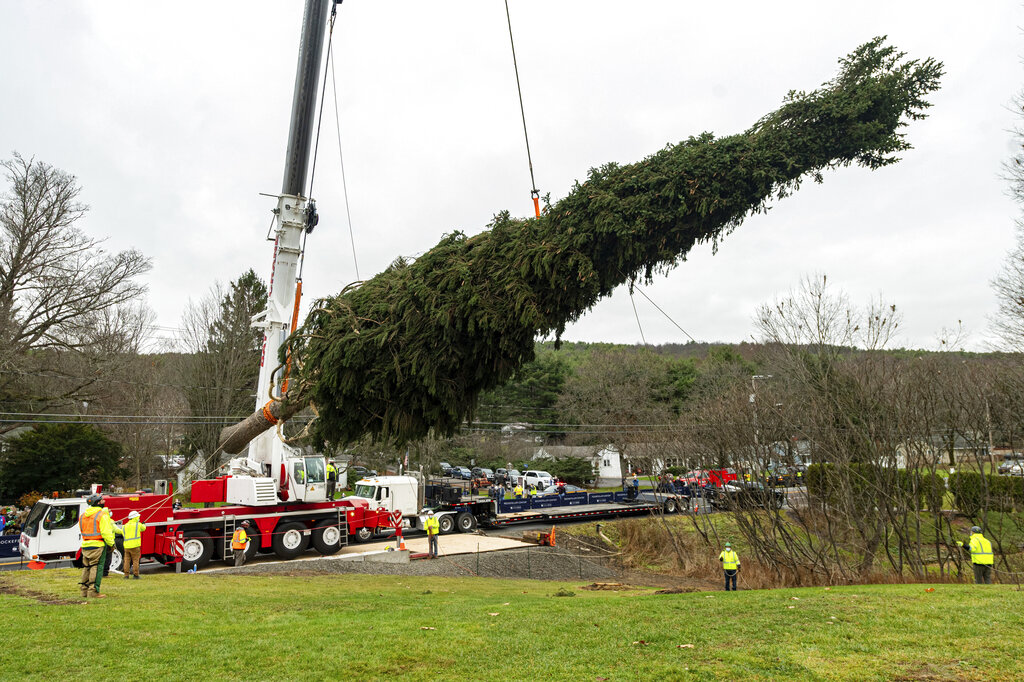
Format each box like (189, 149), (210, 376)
(226, 545), (621, 582)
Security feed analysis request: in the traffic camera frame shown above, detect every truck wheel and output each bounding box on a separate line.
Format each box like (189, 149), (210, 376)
(272, 521), (309, 560)
(181, 531), (214, 570)
(351, 526), (374, 543)
(664, 498), (678, 514)
(455, 512), (476, 533)
(438, 514), (455, 534)
(105, 537), (124, 575)
(312, 520), (342, 555)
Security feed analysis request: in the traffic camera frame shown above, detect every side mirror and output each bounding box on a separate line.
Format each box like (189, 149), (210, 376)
(43, 519), (52, 532)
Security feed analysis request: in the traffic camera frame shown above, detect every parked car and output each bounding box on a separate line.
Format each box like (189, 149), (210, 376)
(1006, 463), (1024, 477)
(506, 469), (523, 485)
(999, 456), (1024, 475)
(521, 470), (554, 490)
(765, 467), (796, 487)
(350, 465), (377, 480)
(538, 483), (584, 495)
(708, 481), (786, 510)
(452, 466), (473, 480)
(472, 467), (495, 482)
(439, 461), (453, 476)
(494, 468), (509, 485)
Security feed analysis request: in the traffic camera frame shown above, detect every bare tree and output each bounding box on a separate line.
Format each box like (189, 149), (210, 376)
(0, 153), (151, 426)
(179, 271), (267, 476)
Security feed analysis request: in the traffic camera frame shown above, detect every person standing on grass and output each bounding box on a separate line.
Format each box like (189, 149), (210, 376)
(424, 510), (439, 559)
(719, 542), (740, 591)
(232, 521), (250, 567)
(122, 511), (146, 580)
(959, 526), (994, 584)
(514, 483), (523, 499)
(78, 494), (115, 599)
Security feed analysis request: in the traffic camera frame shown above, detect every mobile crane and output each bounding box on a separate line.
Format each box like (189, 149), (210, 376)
(20, 0), (399, 572)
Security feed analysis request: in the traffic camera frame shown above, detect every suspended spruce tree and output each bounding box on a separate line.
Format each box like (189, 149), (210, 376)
(219, 37), (943, 453)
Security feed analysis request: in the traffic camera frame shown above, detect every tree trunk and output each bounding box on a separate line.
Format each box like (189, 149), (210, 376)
(218, 400), (305, 454)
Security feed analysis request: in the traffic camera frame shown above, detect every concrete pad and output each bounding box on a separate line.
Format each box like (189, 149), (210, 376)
(361, 549), (410, 564)
(351, 533), (527, 557)
(195, 533), (527, 573)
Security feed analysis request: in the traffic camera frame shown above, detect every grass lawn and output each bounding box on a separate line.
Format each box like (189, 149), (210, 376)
(1, 568), (1021, 680)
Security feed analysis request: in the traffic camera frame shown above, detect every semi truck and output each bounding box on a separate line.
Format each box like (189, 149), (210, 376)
(347, 475), (685, 534)
(19, 483), (395, 572)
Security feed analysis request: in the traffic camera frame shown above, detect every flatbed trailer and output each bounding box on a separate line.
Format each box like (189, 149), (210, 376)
(481, 488), (692, 527)
(487, 500), (666, 527)
(349, 477), (696, 536)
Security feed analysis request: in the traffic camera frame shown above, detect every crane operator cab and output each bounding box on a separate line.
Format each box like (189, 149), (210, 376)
(287, 455), (327, 502)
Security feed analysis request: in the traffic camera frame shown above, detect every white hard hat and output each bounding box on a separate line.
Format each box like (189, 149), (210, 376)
(426, 510), (434, 515)
(128, 510), (140, 519)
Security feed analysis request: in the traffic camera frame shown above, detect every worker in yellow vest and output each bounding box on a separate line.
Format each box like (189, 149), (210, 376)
(424, 510), (440, 559)
(719, 541), (741, 591)
(514, 484), (523, 499)
(528, 484), (538, 498)
(121, 510), (146, 579)
(231, 521), (250, 567)
(959, 526), (994, 584)
(326, 461), (338, 499)
(78, 494), (115, 599)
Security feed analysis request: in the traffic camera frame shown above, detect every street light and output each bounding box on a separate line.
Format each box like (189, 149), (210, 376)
(750, 375), (772, 468)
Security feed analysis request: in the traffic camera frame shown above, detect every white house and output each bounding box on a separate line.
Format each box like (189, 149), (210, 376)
(532, 444), (666, 486)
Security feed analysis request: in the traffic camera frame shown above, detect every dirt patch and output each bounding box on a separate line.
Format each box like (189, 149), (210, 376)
(0, 578), (83, 605)
(892, 661), (971, 681)
(653, 586), (699, 594)
(579, 582), (639, 591)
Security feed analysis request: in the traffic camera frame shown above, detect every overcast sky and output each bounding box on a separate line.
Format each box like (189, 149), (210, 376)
(1, 1), (1020, 352)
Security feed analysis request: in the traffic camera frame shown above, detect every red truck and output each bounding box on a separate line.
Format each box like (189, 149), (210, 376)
(19, 483), (394, 572)
(680, 468), (738, 487)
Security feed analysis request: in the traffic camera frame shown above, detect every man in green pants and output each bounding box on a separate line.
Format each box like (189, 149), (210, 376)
(78, 494), (116, 599)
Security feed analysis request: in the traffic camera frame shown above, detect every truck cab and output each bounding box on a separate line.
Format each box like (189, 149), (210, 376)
(347, 476), (421, 517)
(19, 498), (88, 567)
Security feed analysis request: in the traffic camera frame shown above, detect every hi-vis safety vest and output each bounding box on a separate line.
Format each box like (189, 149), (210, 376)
(719, 549), (740, 570)
(968, 533), (994, 565)
(79, 507), (111, 548)
(514, 486), (523, 497)
(232, 528), (248, 551)
(425, 516), (440, 535)
(326, 463), (337, 481)
(122, 518), (146, 549)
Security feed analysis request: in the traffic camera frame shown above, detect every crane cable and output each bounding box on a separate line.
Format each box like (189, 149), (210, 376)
(504, 0), (541, 218)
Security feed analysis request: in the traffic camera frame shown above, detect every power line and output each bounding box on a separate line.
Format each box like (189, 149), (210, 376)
(2, 368), (258, 394)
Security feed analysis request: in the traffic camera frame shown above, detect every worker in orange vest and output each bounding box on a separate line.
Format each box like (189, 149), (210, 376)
(231, 521), (250, 567)
(78, 494), (115, 599)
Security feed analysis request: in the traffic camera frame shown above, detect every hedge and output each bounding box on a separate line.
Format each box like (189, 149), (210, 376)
(806, 463), (945, 512)
(949, 472), (1024, 515)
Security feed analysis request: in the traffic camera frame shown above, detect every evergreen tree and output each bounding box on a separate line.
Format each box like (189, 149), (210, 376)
(219, 38), (943, 453)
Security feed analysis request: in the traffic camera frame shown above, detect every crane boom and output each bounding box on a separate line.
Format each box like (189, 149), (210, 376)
(229, 0), (333, 505)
